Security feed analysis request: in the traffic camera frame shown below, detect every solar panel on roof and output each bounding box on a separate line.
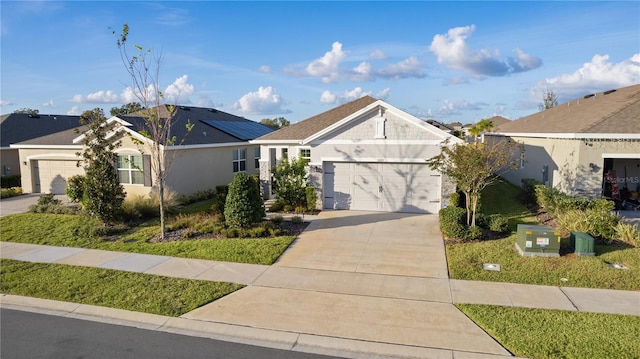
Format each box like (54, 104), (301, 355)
(201, 120), (274, 140)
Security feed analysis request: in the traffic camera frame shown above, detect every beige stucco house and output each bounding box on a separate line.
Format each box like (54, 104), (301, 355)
(11, 106), (273, 197)
(486, 84), (640, 200)
(252, 96), (463, 213)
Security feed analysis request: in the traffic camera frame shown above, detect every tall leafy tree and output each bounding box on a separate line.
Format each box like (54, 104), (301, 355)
(114, 24), (192, 239)
(78, 108), (125, 224)
(538, 89), (559, 110)
(260, 117), (290, 129)
(467, 118), (494, 143)
(110, 102), (144, 117)
(427, 139), (519, 227)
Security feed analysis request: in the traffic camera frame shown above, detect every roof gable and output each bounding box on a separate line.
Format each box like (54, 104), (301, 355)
(496, 84), (640, 136)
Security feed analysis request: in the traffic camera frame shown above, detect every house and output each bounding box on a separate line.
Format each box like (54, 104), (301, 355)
(0, 113), (81, 178)
(11, 106), (274, 197)
(252, 96), (463, 213)
(486, 84), (640, 200)
(424, 119), (454, 133)
(485, 115), (510, 128)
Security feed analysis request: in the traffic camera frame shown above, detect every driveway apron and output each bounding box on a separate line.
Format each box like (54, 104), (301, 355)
(183, 211), (511, 356)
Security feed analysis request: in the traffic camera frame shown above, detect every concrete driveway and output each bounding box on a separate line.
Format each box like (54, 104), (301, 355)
(0, 194), (70, 217)
(183, 211), (511, 357)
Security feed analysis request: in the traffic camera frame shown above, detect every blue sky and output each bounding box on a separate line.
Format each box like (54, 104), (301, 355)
(1, 1), (639, 124)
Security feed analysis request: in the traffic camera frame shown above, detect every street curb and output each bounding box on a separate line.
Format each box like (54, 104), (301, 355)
(0, 294), (521, 359)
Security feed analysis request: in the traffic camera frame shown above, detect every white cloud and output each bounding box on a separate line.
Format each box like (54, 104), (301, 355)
(305, 41), (347, 83)
(319, 87), (377, 104)
(369, 49), (387, 60)
(535, 53), (640, 100)
(376, 88), (391, 100)
(259, 65), (271, 73)
(86, 90), (120, 103)
(436, 99), (488, 117)
(429, 25), (542, 77)
(67, 106), (81, 116)
(164, 75), (194, 103)
(70, 94), (84, 103)
(1, 99), (14, 106)
(233, 86), (290, 115)
(42, 99), (55, 107)
(350, 62), (373, 81)
(375, 56), (425, 79)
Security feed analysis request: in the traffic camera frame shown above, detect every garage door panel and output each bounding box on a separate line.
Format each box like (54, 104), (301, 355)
(35, 160), (84, 194)
(324, 161), (440, 213)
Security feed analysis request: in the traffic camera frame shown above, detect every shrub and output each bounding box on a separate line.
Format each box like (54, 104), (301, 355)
(291, 216), (303, 224)
(521, 178), (541, 204)
(247, 226), (267, 238)
(29, 194), (78, 214)
(305, 186), (317, 211)
(439, 206), (468, 239)
(65, 175), (86, 205)
(1, 175), (21, 188)
(148, 189), (178, 215)
(222, 227), (240, 238)
(92, 223), (130, 237)
(468, 226), (484, 240)
(179, 188), (216, 205)
(212, 185), (229, 215)
(614, 223), (640, 247)
(0, 187), (22, 199)
(487, 214), (509, 233)
(269, 200), (284, 212)
(449, 192), (461, 208)
(224, 172), (265, 228)
(272, 157), (308, 207)
(121, 195), (158, 219)
(283, 205), (293, 212)
(534, 184), (563, 213)
(271, 215), (284, 224)
(555, 207), (618, 241)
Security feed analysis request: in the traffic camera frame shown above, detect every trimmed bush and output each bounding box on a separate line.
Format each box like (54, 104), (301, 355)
(468, 226), (484, 240)
(1, 175), (21, 188)
(224, 173), (265, 228)
(521, 178), (541, 204)
(449, 192), (461, 208)
(305, 186), (317, 211)
(269, 200), (284, 212)
(439, 206), (468, 239)
(488, 214), (509, 233)
(270, 215), (284, 224)
(0, 187), (22, 199)
(291, 216), (303, 224)
(212, 185), (229, 215)
(65, 175), (86, 204)
(614, 223), (640, 247)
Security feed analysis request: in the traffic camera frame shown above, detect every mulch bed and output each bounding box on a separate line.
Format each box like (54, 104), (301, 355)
(147, 220), (309, 243)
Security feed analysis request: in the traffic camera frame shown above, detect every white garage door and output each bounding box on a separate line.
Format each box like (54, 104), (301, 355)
(323, 162), (441, 213)
(34, 160), (84, 194)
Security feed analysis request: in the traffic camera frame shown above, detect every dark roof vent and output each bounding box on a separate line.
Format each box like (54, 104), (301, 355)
(584, 94), (595, 99)
(28, 114), (40, 118)
(207, 108), (218, 113)
(603, 89), (617, 95)
(179, 106), (190, 111)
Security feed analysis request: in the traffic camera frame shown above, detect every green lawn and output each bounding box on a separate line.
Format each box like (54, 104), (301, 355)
(0, 212), (295, 265)
(0, 259), (243, 317)
(457, 304), (640, 359)
(446, 178), (640, 290)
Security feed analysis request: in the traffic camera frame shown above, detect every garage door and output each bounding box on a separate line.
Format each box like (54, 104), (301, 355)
(33, 160), (84, 194)
(323, 162), (441, 213)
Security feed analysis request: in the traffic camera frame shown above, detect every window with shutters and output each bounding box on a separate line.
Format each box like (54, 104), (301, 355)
(117, 155), (144, 184)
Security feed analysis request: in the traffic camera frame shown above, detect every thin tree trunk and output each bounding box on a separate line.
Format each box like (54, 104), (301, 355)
(470, 192), (478, 227)
(464, 191), (471, 226)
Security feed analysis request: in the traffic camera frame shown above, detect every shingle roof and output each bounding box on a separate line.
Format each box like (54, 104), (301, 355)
(12, 125), (88, 146)
(121, 105), (273, 145)
(0, 113), (81, 147)
(495, 84), (640, 134)
(486, 115), (510, 127)
(254, 96), (378, 141)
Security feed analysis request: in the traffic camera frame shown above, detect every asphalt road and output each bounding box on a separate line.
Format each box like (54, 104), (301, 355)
(0, 309), (342, 359)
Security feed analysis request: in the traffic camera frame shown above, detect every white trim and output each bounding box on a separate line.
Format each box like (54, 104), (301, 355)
(602, 153), (640, 159)
(250, 139), (300, 144)
(488, 132), (640, 140)
(311, 139), (445, 146)
(26, 153), (82, 161)
(163, 142), (250, 151)
(114, 147), (143, 154)
(10, 144), (82, 150)
(321, 157), (429, 164)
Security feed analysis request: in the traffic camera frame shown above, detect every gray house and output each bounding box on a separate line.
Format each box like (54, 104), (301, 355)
(252, 96), (462, 213)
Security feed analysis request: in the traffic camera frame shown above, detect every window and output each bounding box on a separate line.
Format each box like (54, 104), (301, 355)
(233, 148), (246, 172)
(117, 155), (144, 184)
(254, 147), (260, 169)
(299, 148), (311, 160)
(281, 148), (288, 159)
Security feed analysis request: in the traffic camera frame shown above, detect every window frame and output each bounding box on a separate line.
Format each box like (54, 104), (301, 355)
(299, 148), (311, 160)
(117, 154), (144, 185)
(233, 148), (247, 173)
(254, 147), (261, 169)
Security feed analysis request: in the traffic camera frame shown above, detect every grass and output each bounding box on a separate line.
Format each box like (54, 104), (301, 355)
(0, 209), (295, 265)
(446, 178), (640, 290)
(457, 304), (640, 359)
(0, 259), (243, 317)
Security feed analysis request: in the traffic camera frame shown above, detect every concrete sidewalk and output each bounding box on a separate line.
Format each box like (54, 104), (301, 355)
(1, 210), (639, 359)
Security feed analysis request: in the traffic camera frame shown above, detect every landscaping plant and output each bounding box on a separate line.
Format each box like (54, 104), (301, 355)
(271, 157), (308, 208)
(224, 172), (265, 228)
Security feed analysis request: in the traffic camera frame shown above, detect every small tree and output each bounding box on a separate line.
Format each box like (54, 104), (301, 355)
(78, 108), (126, 224)
(272, 157), (308, 207)
(467, 118), (494, 143)
(110, 102), (144, 117)
(538, 89), (558, 111)
(260, 117), (290, 129)
(14, 108), (39, 115)
(427, 139), (519, 227)
(224, 173), (265, 228)
(114, 24), (193, 239)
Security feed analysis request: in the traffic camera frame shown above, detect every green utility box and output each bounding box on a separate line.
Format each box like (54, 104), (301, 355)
(515, 224), (561, 257)
(570, 232), (595, 256)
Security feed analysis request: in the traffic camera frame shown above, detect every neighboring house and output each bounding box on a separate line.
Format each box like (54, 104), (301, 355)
(11, 106), (273, 196)
(0, 113), (81, 178)
(252, 96), (463, 213)
(424, 119), (454, 133)
(485, 115), (510, 128)
(486, 84), (640, 200)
